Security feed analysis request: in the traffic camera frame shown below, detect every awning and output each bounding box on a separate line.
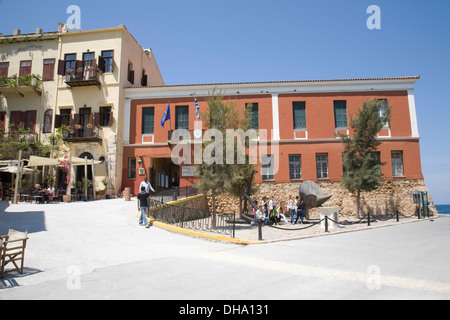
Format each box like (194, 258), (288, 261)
(0, 165), (34, 174)
(27, 156), (103, 167)
(0, 160), (19, 167)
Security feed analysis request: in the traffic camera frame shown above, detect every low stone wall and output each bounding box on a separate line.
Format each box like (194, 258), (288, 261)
(169, 194), (209, 211)
(207, 179), (437, 218)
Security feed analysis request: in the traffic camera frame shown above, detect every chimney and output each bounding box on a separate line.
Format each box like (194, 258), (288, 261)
(13, 29), (21, 36)
(58, 23), (68, 33)
(35, 28), (43, 35)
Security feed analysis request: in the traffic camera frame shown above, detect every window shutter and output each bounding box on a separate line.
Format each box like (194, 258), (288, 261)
(57, 60), (66, 76)
(74, 113), (81, 125)
(94, 113), (101, 127)
(109, 111), (113, 127)
(19, 112), (27, 129)
(75, 60), (83, 78)
(89, 113), (94, 136)
(55, 115), (62, 129)
(10, 111), (22, 129)
(30, 110), (37, 132)
(98, 56), (105, 73)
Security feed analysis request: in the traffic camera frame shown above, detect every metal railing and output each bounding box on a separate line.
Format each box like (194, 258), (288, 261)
(151, 186), (199, 204)
(148, 198), (237, 238)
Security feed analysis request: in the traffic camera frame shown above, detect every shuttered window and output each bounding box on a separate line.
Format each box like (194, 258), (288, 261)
(334, 101), (348, 128)
(261, 155), (275, 181)
(19, 61), (32, 77)
(43, 59), (55, 81)
(101, 50), (114, 73)
(0, 62), (9, 78)
(9, 110), (37, 131)
(246, 103), (259, 130)
(289, 155), (302, 180)
(142, 107), (154, 134)
(175, 106), (189, 130)
(128, 158), (136, 180)
(43, 110), (53, 133)
(392, 151), (404, 177)
(293, 102), (306, 130)
(316, 153), (329, 179)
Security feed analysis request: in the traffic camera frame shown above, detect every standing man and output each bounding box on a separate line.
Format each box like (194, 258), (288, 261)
(295, 196), (306, 224)
(137, 186), (151, 228)
(139, 177), (155, 220)
(140, 177), (155, 193)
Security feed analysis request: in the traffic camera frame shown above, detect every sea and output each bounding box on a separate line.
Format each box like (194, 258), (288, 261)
(436, 205), (450, 215)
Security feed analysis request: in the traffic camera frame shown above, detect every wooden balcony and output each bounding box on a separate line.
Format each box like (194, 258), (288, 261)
(63, 126), (102, 143)
(59, 60), (102, 89)
(65, 70), (101, 89)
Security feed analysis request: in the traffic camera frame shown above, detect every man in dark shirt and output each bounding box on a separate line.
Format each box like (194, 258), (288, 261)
(295, 196), (306, 224)
(137, 186), (150, 228)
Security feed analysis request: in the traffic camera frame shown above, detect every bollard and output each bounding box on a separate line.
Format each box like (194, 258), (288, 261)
(396, 210), (399, 223)
(324, 216), (329, 233)
(124, 187), (131, 201)
(232, 211), (236, 239)
(368, 211), (371, 227)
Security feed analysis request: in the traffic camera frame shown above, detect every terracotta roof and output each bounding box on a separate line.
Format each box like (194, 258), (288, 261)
(131, 76), (421, 89)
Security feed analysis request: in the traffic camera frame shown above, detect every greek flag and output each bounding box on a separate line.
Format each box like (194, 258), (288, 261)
(161, 104), (171, 128)
(195, 97), (200, 120)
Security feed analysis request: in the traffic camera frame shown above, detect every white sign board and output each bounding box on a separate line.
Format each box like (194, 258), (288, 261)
(182, 166), (196, 177)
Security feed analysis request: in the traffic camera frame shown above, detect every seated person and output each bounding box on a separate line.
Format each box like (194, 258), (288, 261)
(276, 203), (290, 225)
(47, 185), (55, 196)
(32, 184), (44, 203)
(255, 209), (269, 225)
(269, 208), (281, 225)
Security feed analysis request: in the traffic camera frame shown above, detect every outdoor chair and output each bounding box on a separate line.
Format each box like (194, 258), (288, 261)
(49, 191), (60, 203)
(0, 228), (29, 279)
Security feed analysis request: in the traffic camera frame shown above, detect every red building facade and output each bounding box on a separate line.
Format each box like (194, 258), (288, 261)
(121, 76), (423, 196)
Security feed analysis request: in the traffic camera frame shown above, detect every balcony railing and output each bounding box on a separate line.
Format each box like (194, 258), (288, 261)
(0, 75), (42, 96)
(63, 61), (101, 89)
(62, 125), (102, 143)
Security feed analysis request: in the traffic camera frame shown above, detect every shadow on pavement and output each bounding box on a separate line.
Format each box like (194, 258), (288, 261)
(0, 201), (46, 235)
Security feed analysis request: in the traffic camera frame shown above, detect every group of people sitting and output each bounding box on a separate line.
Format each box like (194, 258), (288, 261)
(253, 195), (306, 226)
(33, 184), (57, 203)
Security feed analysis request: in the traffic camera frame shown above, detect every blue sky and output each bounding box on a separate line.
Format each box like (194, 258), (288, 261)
(1, 0), (449, 204)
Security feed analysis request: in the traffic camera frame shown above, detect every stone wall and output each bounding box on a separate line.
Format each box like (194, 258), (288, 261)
(206, 179), (437, 218)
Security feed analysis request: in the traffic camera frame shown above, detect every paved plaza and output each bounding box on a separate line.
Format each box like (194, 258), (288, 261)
(0, 198), (449, 300)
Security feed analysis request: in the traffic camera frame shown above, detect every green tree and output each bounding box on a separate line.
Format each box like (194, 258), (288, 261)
(196, 91), (256, 220)
(339, 99), (392, 218)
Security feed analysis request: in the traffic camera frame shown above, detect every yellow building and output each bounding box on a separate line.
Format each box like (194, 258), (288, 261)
(0, 24), (164, 196)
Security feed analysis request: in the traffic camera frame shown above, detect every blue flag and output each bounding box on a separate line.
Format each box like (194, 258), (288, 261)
(195, 97), (200, 120)
(161, 104), (171, 128)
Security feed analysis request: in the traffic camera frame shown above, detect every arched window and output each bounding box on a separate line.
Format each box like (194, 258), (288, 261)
(43, 110), (53, 133)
